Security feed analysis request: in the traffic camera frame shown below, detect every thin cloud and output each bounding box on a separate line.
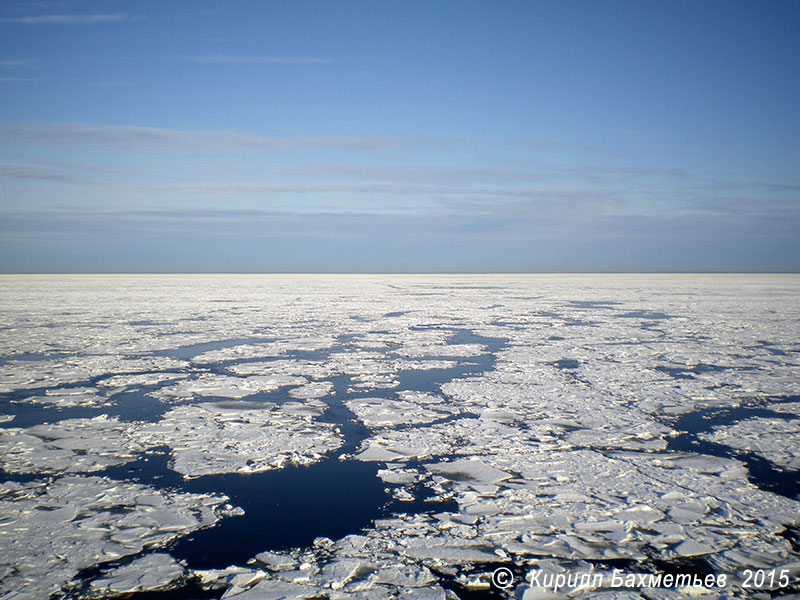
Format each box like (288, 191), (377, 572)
(0, 163), (98, 185)
(0, 58), (39, 67)
(0, 123), (421, 152)
(180, 55), (330, 65)
(153, 182), (606, 203)
(2, 13), (128, 24)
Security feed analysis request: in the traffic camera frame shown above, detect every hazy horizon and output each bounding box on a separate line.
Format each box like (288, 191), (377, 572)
(3, 271), (800, 276)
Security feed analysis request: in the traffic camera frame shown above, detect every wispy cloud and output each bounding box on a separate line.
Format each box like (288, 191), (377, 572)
(0, 123), (419, 152)
(0, 162), (98, 185)
(179, 55), (330, 65)
(2, 13), (127, 24)
(0, 58), (39, 67)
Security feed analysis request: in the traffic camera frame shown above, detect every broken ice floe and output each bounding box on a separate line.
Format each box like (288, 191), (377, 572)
(346, 396), (457, 428)
(1, 398), (341, 479)
(289, 380), (334, 399)
(0, 415), (145, 475)
(0, 475), (228, 600)
(88, 553), (187, 596)
(228, 359), (338, 380)
(701, 416), (800, 470)
(135, 402), (342, 477)
(151, 373), (307, 401)
(96, 371), (187, 392)
(0, 355), (189, 394)
(219, 534), (449, 599)
(13, 386), (111, 408)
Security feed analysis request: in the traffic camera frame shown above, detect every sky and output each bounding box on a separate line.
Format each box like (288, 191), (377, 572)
(1, 0), (799, 273)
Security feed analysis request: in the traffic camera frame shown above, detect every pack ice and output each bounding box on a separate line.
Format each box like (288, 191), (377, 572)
(0, 274), (798, 599)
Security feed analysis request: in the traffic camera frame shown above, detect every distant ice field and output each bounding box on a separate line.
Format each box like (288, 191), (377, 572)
(0, 274), (798, 599)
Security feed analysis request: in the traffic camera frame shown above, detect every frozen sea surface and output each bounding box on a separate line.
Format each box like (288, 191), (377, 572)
(0, 274), (799, 599)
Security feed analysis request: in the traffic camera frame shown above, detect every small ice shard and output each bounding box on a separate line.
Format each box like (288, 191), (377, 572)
(254, 551), (298, 571)
(221, 578), (317, 599)
(402, 542), (501, 564)
(373, 565), (438, 587)
(316, 558), (375, 590)
(612, 506), (664, 524)
(288, 381), (334, 399)
(427, 458), (511, 486)
(666, 539), (715, 557)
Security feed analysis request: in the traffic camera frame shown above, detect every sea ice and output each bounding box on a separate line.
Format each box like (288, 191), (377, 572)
(346, 396), (456, 428)
(700, 417), (800, 470)
(0, 475), (228, 600)
(89, 553), (186, 595)
(134, 402), (342, 477)
(1, 274), (798, 600)
(0, 415), (145, 475)
(151, 373), (307, 401)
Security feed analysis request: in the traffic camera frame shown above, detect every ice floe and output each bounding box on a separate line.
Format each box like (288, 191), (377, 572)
(0, 475), (228, 600)
(346, 396), (457, 428)
(151, 373), (307, 401)
(12, 386), (111, 408)
(0, 415), (145, 475)
(134, 402), (342, 477)
(88, 553), (187, 596)
(701, 416), (800, 470)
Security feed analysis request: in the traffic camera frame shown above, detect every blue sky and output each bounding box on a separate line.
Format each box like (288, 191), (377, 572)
(1, 0), (798, 272)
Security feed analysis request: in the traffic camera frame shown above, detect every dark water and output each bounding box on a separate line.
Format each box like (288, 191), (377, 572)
(0, 352), (68, 367)
(0, 377), (181, 428)
(655, 363), (733, 379)
(171, 459), (388, 567)
(553, 358), (580, 370)
(664, 398), (800, 499)
(151, 337), (274, 362)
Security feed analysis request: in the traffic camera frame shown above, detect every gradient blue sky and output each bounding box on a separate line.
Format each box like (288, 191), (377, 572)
(1, 0), (798, 272)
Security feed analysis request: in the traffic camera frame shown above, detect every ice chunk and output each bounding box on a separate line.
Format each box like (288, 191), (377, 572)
(427, 458), (511, 486)
(346, 397), (456, 428)
(0, 415), (145, 475)
(0, 475), (227, 600)
(288, 381), (333, 399)
(16, 386), (110, 408)
(134, 402), (342, 477)
(89, 553), (185, 594)
(402, 542), (501, 564)
(153, 374), (306, 400)
(221, 578), (317, 599)
(701, 416), (800, 470)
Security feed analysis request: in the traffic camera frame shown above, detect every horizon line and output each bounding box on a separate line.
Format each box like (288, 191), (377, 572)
(2, 271), (799, 276)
